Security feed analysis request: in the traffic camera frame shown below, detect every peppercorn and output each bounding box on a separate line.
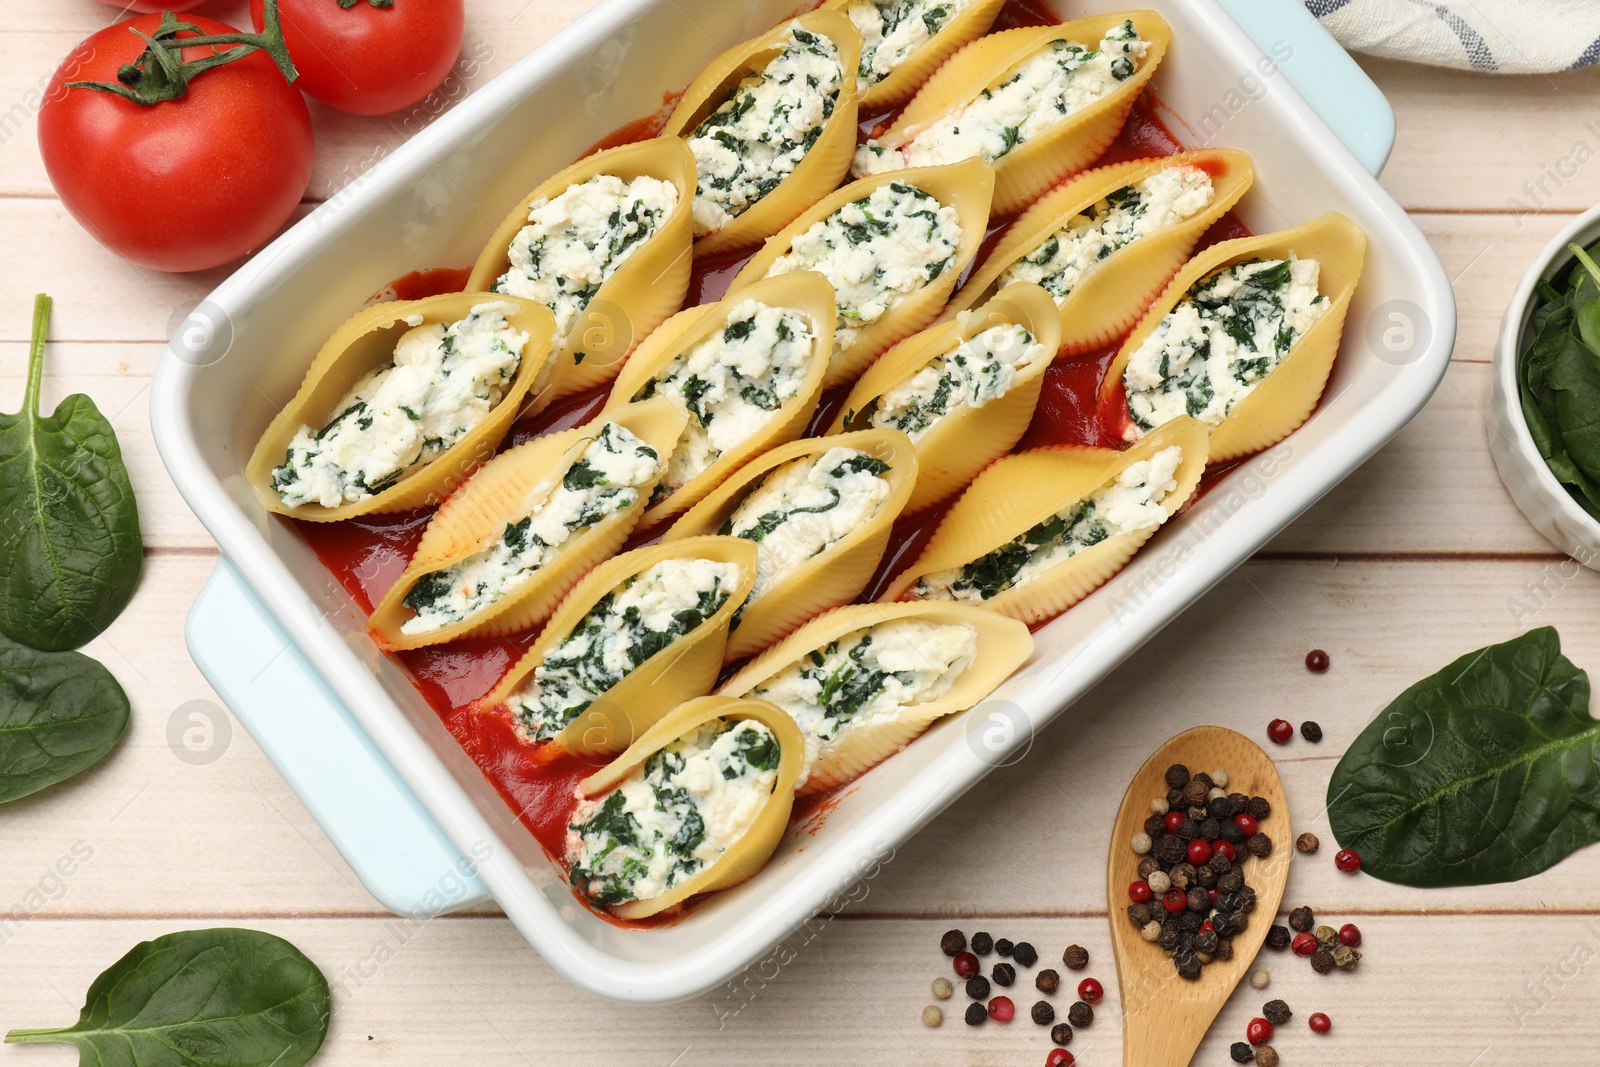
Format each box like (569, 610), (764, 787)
(954, 951), (980, 978)
(965, 1003), (987, 1026)
(966, 975), (991, 1000)
(1219, 820), (1246, 845)
(1300, 720), (1323, 743)
(1175, 817), (1201, 842)
(1195, 929), (1219, 955)
(1132, 831), (1153, 855)
(1179, 910), (1205, 933)
(1247, 1017), (1274, 1046)
(1211, 912), (1237, 938)
(1213, 840), (1238, 863)
(1247, 833), (1273, 858)
(1267, 718), (1294, 744)
(1306, 648), (1330, 672)
(1137, 856), (1161, 879)
(1157, 834), (1188, 865)
(1209, 851), (1233, 874)
(1296, 832), (1320, 854)
(1193, 770), (1214, 788)
(1250, 969), (1270, 990)
(1036, 968), (1060, 994)
(1013, 942), (1038, 968)
(1143, 813), (1165, 836)
(1255, 1046), (1279, 1067)
(1211, 768), (1230, 788)
(932, 977), (953, 999)
(1185, 886), (1208, 913)
(1051, 1022), (1073, 1046)
(1147, 870), (1172, 894)
(1128, 903), (1153, 927)
(1234, 813), (1259, 837)
(995, 938), (1015, 958)
(1339, 923), (1362, 947)
(1218, 869), (1244, 893)
(1235, 886), (1258, 913)
(1311, 948), (1335, 974)
(1167, 787), (1187, 809)
(1288, 906), (1315, 932)
(1228, 791), (1250, 810)
(1314, 925), (1339, 951)
(1151, 795), (1170, 816)
(1230, 1041), (1256, 1063)
(1216, 937), (1234, 961)
(1262, 999), (1292, 1025)
(1309, 1012), (1332, 1033)
(1335, 848), (1362, 873)
(940, 929), (967, 957)
(1333, 945), (1361, 971)
(922, 1005), (942, 1027)
(992, 963), (1016, 987)
(971, 931), (994, 955)
(1175, 951), (1202, 980)
(1206, 795), (1233, 820)
(1188, 805), (1208, 821)
(1165, 764), (1191, 789)
(1196, 864), (1218, 889)
(1158, 926), (1180, 951)
(1141, 921), (1160, 942)
(1266, 925), (1291, 951)
(1076, 977), (1103, 1003)
(1031, 1000), (1055, 1026)
(1046, 1050), (1072, 1067)
(988, 996), (1015, 1023)
(1169, 863), (1196, 889)
(1183, 779), (1210, 806)
(1067, 1001), (1093, 1028)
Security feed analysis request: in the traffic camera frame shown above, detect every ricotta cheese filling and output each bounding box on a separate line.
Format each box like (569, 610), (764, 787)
(399, 421), (662, 634)
(1001, 165), (1215, 302)
(271, 302), (529, 510)
(865, 322), (1046, 440)
(744, 618), (977, 784)
(508, 558), (743, 744)
(721, 447), (894, 602)
(1122, 257), (1330, 439)
(688, 25), (843, 237)
(852, 21), (1147, 175)
(492, 174), (679, 353)
(764, 181), (963, 357)
(633, 300), (816, 496)
(846, 0), (974, 88)
(566, 717), (781, 906)
(914, 445), (1184, 603)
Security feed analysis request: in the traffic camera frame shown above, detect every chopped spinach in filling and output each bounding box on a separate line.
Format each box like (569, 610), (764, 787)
(399, 421), (661, 634)
(865, 322), (1044, 439)
(688, 25), (843, 237)
(272, 302), (528, 510)
(846, 0), (974, 87)
(565, 718), (781, 906)
(508, 557), (742, 743)
(1122, 257), (1330, 438)
(914, 445), (1184, 603)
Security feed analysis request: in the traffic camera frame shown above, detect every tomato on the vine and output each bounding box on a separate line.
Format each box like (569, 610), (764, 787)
(38, 11), (313, 273)
(250, 0), (465, 116)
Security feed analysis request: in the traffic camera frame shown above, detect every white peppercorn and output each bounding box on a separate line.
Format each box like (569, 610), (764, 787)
(1151, 796), (1169, 815)
(1211, 769), (1229, 788)
(922, 1005), (943, 1027)
(1147, 870), (1172, 894)
(1249, 969), (1269, 990)
(932, 977), (953, 999)
(1132, 832), (1153, 855)
(1141, 921), (1161, 942)
(1209, 787), (1227, 801)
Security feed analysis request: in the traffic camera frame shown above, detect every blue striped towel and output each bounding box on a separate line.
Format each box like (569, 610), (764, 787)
(1306, 0), (1600, 72)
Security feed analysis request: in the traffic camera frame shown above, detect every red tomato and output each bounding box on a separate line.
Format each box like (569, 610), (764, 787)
(250, 0), (465, 116)
(95, 0), (206, 11)
(38, 13), (313, 273)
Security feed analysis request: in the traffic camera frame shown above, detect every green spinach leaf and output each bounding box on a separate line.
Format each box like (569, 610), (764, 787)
(0, 632), (129, 804)
(5, 928), (330, 1067)
(0, 295), (142, 652)
(1327, 627), (1600, 887)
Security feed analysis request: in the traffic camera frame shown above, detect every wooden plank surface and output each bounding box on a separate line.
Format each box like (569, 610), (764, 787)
(4, 2), (1600, 1065)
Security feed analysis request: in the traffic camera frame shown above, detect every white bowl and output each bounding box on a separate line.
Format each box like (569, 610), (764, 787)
(1489, 204), (1600, 570)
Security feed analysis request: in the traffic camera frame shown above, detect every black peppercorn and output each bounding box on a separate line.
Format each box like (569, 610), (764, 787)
(1193, 771), (1214, 789)
(1036, 968), (1060, 995)
(1187, 886), (1209, 912)
(965, 1003), (987, 1026)
(1012, 941), (1038, 968)
(1178, 910), (1204, 933)
(1158, 926), (1180, 951)
(1236, 885), (1258, 913)
(1247, 796), (1271, 820)
(1128, 902), (1153, 926)
(1212, 912), (1237, 937)
(1196, 864), (1217, 889)
(1301, 720), (1323, 743)
(1266, 924), (1291, 950)
(1176, 817), (1201, 842)
(1165, 763), (1191, 789)
(995, 938), (1015, 958)
(1231, 1041), (1257, 1063)
(1031, 1000), (1055, 1026)
(1214, 936), (1234, 961)
(1311, 948), (1335, 974)
(1263, 999), (1292, 1025)
(1157, 834), (1187, 865)
(1219, 820), (1246, 845)
(1051, 1023), (1073, 1046)
(1296, 832), (1320, 854)
(1288, 906), (1315, 932)
(1228, 791), (1250, 810)
(940, 929), (967, 957)
(1199, 816), (1221, 840)
(1208, 851), (1233, 874)
(1188, 805), (1208, 821)
(1207, 795), (1235, 820)
(1137, 856), (1161, 879)
(1218, 869), (1244, 892)
(971, 931), (994, 955)
(1195, 929), (1219, 955)
(1215, 891), (1239, 914)
(992, 963), (1015, 987)
(1175, 951), (1202, 980)
(1167, 787), (1187, 809)
(1182, 779), (1210, 806)
(1143, 813), (1166, 837)
(1247, 833), (1273, 858)
(1067, 1001), (1093, 1028)
(965, 975), (991, 1000)
(1231, 912), (1250, 934)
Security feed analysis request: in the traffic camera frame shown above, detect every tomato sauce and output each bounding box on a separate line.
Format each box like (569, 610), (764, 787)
(290, 0), (1258, 917)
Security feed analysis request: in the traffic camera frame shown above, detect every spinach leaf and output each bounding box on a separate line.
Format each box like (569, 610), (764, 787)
(0, 633), (129, 804)
(1327, 627), (1600, 887)
(0, 295), (142, 652)
(5, 927), (330, 1067)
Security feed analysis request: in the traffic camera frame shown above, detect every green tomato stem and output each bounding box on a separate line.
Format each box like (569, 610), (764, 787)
(25, 294), (50, 422)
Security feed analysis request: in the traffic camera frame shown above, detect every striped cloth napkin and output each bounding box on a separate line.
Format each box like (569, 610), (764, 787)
(1305, 0), (1600, 73)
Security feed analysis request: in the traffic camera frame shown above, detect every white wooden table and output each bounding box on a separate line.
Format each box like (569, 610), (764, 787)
(4, 3), (1600, 1064)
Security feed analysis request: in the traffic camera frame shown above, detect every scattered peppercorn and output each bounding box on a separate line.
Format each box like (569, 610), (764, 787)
(1333, 945), (1361, 971)
(1335, 848), (1362, 873)
(1288, 906), (1316, 932)
(932, 977), (953, 1000)
(1292, 933), (1317, 956)
(1248, 796), (1271, 820)
(1066, 1001), (1093, 1028)
(1338, 923), (1362, 947)
(1046, 1050), (1074, 1067)
(1311, 948), (1335, 974)
(1267, 719), (1294, 744)
(1247, 833), (1273, 858)
(1300, 720), (1323, 743)
(1306, 648), (1330, 672)
(1013, 942), (1039, 968)
(966, 976), (991, 1001)
(1262, 999), (1292, 1025)
(971, 931), (994, 955)
(1266, 925), (1291, 951)
(922, 1005), (943, 1027)
(1031, 1001), (1055, 1026)
(1309, 1011), (1332, 1033)
(1077, 977), (1103, 1003)
(995, 938), (1015, 958)
(1247, 1017), (1274, 1046)
(992, 963), (1016, 987)
(1314, 925), (1339, 951)
(1230, 1041), (1256, 1063)
(1296, 832), (1320, 854)
(954, 951), (980, 978)
(988, 996), (1015, 1022)
(1165, 763), (1191, 789)
(1249, 969), (1270, 990)
(1255, 1046), (1279, 1067)
(1036, 968), (1060, 995)
(965, 1003), (987, 1026)
(940, 929), (967, 957)
(1051, 1022), (1073, 1046)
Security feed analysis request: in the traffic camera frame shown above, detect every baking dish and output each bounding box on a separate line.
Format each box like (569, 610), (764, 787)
(153, 0), (1452, 1003)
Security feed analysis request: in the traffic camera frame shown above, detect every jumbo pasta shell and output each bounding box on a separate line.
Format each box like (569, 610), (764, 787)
(365, 397), (688, 649)
(474, 536), (758, 758)
(1099, 212), (1367, 462)
(727, 160), (994, 387)
(881, 416), (1208, 623)
(949, 149), (1255, 356)
(244, 293), (556, 522)
(603, 271), (836, 527)
(831, 282), (1059, 514)
(575, 695), (804, 919)
(821, 0), (1007, 109)
(720, 601), (1033, 794)
(466, 137), (697, 400)
(663, 11), (863, 256)
(662, 428), (919, 662)
(870, 13), (1170, 215)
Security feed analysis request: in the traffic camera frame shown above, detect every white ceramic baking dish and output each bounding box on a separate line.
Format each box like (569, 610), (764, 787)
(152, 0), (1453, 1003)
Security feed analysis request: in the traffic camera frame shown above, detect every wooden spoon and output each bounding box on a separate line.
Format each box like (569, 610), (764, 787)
(1107, 726), (1292, 1067)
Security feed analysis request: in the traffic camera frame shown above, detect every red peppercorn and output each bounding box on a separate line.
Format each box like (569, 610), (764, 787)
(989, 996), (1015, 1022)
(1046, 1051), (1075, 1067)
(1234, 813), (1259, 836)
(1077, 977), (1103, 1003)
(1247, 1018), (1274, 1046)
(1309, 1012), (1332, 1034)
(1187, 839), (1213, 865)
(1163, 889), (1188, 913)
(1292, 932), (1317, 956)
(1306, 649), (1330, 672)
(1335, 848), (1362, 873)
(1338, 923), (1362, 947)
(1267, 719), (1294, 744)
(1129, 880), (1153, 903)
(954, 951), (980, 978)
(1207, 888), (1218, 905)
(1199, 920), (1214, 933)
(1164, 810), (1185, 833)
(1213, 840), (1237, 862)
